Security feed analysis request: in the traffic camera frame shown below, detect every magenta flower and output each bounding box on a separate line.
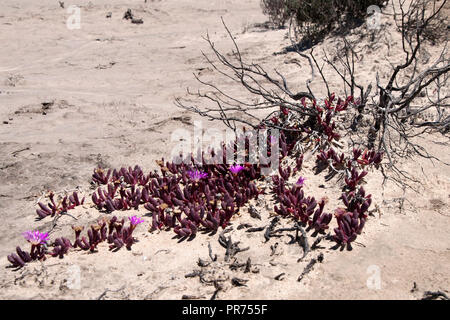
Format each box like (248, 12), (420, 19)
(22, 230), (49, 246)
(129, 216), (144, 226)
(187, 170), (208, 181)
(229, 164), (244, 175)
(296, 176), (306, 187)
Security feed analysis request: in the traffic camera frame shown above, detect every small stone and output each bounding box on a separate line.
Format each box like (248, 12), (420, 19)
(131, 18), (143, 24)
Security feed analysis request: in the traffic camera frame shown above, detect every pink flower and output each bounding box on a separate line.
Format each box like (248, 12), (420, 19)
(23, 230), (49, 246)
(187, 170), (208, 181)
(129, 216), (144, 226)
(229, 164), (244, 175)
(296, 176), (306, 187)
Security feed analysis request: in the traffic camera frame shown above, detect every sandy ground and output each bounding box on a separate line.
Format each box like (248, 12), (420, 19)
(0, 0), (449, 299)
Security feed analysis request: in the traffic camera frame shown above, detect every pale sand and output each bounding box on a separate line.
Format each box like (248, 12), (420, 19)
(0, 0), (448, 299)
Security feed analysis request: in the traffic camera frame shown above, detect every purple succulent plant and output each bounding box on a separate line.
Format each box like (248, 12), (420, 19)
(296, 176), (306, 187)
(6, 100), (384, 265)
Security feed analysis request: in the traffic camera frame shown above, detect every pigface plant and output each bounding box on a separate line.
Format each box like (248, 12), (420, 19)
(7, 94), (384, 270)
(36, 191), (85, 219)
